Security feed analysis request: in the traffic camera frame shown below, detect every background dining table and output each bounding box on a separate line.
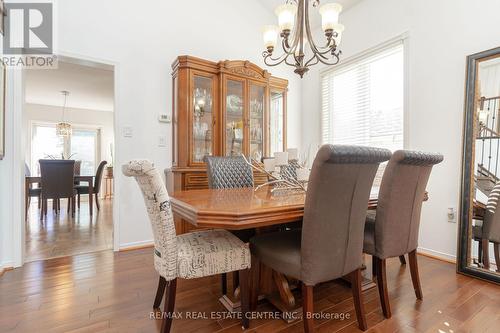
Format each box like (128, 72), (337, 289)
(25, 175), (95, 217)
(170, 186), (390, 319)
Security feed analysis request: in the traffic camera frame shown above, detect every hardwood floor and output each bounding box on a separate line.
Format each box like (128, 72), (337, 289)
(25, 199), (113, 262)
(1, 249), (500, 333)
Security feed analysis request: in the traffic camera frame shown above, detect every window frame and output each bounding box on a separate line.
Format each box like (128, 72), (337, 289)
(320, 33), (410, 150)
(30, 121), (101, 176)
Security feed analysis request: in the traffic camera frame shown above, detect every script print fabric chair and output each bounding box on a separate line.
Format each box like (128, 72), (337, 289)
(363, 150), (443, 319)
(473, 181), (500, 272)
(250, 145), (392, 332)
(123, 160), (251, 333)
(205, 156), (255, 295)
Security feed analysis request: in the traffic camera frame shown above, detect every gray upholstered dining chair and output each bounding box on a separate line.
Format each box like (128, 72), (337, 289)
(363, 150), (443, 319)
(75, 160), (107, 212)
(39, 159), (76, 219)
(205, 155), (254, 296)
(250, 145), (392, 332)
(25, 163), (42, 215)
(123, 160), (251, 333)
(473, 182), (500, 272)
(205, 156), (254, 189)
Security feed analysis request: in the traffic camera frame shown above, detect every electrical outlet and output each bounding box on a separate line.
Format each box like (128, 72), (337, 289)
(447, 207), (456, 223)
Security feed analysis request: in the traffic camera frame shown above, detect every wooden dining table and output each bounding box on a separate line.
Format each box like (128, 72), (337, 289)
(170, 186), (389, 317)
(25, 175), (95, 217)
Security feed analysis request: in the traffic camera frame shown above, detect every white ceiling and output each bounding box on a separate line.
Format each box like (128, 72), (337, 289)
(257, 0), (362, 28)
(25, 60), (114, 112)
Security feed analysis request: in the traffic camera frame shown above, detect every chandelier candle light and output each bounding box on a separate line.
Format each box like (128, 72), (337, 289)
(56, 90), (72, 137)
(262, 0), (345, 77)
(242, 148), (310, 193)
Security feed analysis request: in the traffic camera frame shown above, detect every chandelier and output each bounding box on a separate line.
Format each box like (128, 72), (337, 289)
(56, 91), (72, 137)
(262, 0), (344, 77)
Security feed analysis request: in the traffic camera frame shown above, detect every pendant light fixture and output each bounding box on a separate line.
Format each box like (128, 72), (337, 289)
(56, 90), (72, 137)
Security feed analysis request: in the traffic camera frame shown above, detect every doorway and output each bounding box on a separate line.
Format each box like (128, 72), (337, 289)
(23, 57), (115, 262)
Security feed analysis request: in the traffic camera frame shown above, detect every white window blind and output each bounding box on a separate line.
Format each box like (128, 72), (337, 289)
(321, 42), (404, 152)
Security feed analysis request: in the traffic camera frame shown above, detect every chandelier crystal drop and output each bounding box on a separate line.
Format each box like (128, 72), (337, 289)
(262, 0), (345, 78)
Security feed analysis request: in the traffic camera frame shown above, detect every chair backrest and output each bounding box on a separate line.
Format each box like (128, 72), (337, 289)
(374, 150), (443, 258)
(204, 156), (254, 189)
(74, 160), (82, 176)
(301, 145), (391, 285)
(482, 183), (500, 243)
(93, 161), (108, 192)
(122, 160), (177, 281)
(39, 159), (76, 199)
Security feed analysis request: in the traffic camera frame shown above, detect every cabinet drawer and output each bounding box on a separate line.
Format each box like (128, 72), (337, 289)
(184, 173), (208, 190)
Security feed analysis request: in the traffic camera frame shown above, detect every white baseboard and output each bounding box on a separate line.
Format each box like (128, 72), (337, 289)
(417, 247), (456, 263)
(119, 240), (154, 251)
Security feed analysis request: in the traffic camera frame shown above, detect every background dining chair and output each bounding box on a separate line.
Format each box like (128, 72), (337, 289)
(123, 160), (250, 333)
(75, 161), (107, 212)
(363, 150), (443, 319)
(25, 163), (42, 216)
(250, 145), (392, 332)
(39, 160), (76, 219)
(205, 156), (254, 296)
(473, 181), (500, 272)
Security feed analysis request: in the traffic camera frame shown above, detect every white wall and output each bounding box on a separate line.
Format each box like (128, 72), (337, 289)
(23, 103), (114, 170)
(54, 0), (302, 249)
(301, 0), (500, 260)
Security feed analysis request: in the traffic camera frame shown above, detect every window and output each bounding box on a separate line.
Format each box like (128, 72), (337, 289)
(31, 123), (100, 176)
(321, 41), (405, 153)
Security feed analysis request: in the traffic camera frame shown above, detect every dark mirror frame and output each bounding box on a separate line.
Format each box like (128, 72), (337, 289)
(459, 46), (500, 284)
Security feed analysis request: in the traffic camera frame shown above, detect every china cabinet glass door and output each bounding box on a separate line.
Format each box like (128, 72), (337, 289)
(249, 83), (265, 161)
(270, 89), (285, 155)
(225, 79), (245, 156)
(192, 75), (214, 163)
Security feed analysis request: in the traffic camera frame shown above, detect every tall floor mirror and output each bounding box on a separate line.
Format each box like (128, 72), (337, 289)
(459, 46), (500, 283)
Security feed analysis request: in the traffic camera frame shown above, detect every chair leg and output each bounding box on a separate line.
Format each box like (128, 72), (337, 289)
(40, 199), (44, 220)
(38, 194), (41, 209)
(250, 255), (260, 311)
(482, 239), (490, 270)
(27, 197), (31, 217)
(239, 269), (250, 329)
(154, 276), (167, 309)
(302, 283), (315, 333)
(408, 250), (423, 300)
(494, 243), (500, 273)
(371, 255), (377, 278)
(232, 271), (239, 293)
(95, 193), (100, 211)
(67, 197), (71, 214)
(350, 268), (367, 331)
(399, 255), (406, 265)
(160, 278), (177, 333)
(221, 273), (227, 295)
(478, 239), (483, 264)
(375, 256), (391, 318)
(72, 196), (76, 217)
(78, 194), (81, 209)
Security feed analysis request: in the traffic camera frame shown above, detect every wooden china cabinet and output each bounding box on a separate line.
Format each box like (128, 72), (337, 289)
(166, 56), (288, 234)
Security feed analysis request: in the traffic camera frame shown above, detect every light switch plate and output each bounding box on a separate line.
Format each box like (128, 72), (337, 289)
(123, 126), (133, 138)
(158, 136), (167, 147)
